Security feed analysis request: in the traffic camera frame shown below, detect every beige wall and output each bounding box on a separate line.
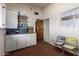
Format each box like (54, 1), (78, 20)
(43, 3), (79, 55)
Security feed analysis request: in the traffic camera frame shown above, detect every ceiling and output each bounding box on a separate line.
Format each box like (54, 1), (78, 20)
(28, 3), (50, 9)
(6, 3), (50, 9)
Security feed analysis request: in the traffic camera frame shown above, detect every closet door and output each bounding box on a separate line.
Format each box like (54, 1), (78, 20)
(6, 10), (18, 28)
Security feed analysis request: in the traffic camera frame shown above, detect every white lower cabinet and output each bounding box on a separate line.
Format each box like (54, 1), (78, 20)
(25, 34), (36, 47)
(5, 34), (36, 52)
(5, 37), (16, 52)
(16, 35), (26, 49)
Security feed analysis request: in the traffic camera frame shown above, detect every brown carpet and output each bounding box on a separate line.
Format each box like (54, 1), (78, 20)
(5, 41), (74, 56)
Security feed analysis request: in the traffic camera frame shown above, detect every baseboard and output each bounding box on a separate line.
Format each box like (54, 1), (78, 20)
(0, 52), (5, 56)
(44, 40), (55, 46)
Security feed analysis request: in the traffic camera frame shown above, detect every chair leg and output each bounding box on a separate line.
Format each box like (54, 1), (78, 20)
(63, 49), (64, 55)
(74, 51), (76, 56)
(74, 50), (76, 56)
(73, 49), (76, 56)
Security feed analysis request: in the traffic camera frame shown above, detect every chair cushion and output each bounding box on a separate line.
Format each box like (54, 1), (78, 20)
(65, 37), (77, 46)
(63, 45), (75, 50)
(55, 42), (64, 45)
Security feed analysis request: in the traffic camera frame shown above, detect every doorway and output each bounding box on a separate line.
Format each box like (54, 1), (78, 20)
(44, 19), (49, 42)
(36, 19), (43, 43)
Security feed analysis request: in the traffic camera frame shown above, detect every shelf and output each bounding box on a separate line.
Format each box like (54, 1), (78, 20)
(19, 20), (27, 22)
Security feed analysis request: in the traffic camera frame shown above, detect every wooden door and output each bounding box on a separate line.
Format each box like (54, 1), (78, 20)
(36, 20), (43, 42)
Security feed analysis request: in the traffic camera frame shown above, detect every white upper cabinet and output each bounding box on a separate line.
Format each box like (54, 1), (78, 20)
(6, 9), (18, 28)
(0, 4), (6, 28)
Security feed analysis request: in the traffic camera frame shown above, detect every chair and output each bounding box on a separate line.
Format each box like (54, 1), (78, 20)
(63, 37), (78, 56)
(55, 36), (65, 49)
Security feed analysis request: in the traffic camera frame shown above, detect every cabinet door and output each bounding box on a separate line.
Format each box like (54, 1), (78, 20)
(5, 38), (16, 52)
(0, 4), (6, 28)
(30, 34), (37, 45)
(25, 34), (32, 47)
(6, 10), (18, 28)
(16, 36), (26, 49)
(0, 30), (5, 55)
(25, 34), (36, 47)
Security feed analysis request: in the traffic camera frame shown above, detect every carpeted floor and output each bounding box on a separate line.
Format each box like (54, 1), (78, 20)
(6, 41), (74, 56)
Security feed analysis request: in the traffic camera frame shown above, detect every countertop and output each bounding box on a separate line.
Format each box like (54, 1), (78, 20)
(6, 33), (36, 36)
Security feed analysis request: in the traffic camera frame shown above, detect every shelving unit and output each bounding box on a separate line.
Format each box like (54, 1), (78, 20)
(18, 13), (34, 33)
(18, 14), (28, 34)
(18, 14), (27, 26)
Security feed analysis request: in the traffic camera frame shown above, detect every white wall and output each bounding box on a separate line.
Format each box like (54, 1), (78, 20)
(43, 3), (79, 55)
(5, 3), (43, 32)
